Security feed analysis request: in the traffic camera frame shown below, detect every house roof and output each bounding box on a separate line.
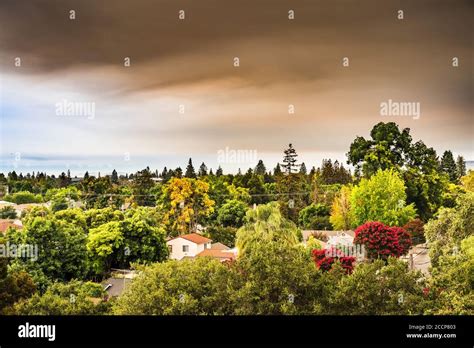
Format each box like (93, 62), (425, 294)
(210, 242), (230, 250)
(169, 233), (212, 245)
(197, 249), (235, 260)
(0, 220), (23, 233)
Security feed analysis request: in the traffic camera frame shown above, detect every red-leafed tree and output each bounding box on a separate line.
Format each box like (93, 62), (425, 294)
(403, 218), (425, 245)
(312, 248), (355, 274)
(354, 221), (411, 260)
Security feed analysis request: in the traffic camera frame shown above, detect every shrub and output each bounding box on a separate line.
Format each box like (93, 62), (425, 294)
(205, 226), (237, 248)
(305, 235), (322, 258)
(217, 199), (248, 227)
(312, 248), (355, 274)
(0, 206), (17, 219)
(4, 191), (42, 204)
(298, 203), (330, 229)
(354, 221), (412, 260)
(308, 216), (332, 230)
(403, 219), (425, 245)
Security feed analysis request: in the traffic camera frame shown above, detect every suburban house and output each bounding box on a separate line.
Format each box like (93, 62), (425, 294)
(196, 248), (237, 262)
(166, 233), (238, 261)
(209, 242), (230, 251)
(196, 242), (238, 262)
(167, 233), (212, 260)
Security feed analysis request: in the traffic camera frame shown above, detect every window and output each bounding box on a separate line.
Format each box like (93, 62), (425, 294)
(168, 245), (173, 253)
(182, 245), (189, 252)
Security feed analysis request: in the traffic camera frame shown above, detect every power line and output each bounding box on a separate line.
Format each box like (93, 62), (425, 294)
(79, 191), (316, 198)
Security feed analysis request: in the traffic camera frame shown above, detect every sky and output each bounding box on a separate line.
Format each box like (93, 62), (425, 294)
(0, 0), (472, 176)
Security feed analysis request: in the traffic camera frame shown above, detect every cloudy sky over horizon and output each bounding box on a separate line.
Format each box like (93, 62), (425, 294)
(0, 0), (472, 175)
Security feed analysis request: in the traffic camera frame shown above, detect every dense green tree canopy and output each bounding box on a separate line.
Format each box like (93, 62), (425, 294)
(8, 216), (89, 282)
(350, 169), (416, 226)
(348, 122), (448, 220)
(13, 280), (110, 315)
(217, 199), (248, 227)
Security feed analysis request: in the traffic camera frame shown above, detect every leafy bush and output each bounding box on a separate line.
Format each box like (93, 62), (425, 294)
(113, 258), (237, 315)
(424, 192), (473, 267)
(217, 199), (248, 227)
(205, 226), (237, 248)
(0, 258), (36, 314)
(305, 235), (322, 258)
(327, 258), (428, 315)
(0, 206), (17, 219)
(13, 280), (110, 315)
(299, 203), (332, 230)
(312, 248), (355, 274)
(425, 235), (474, 314)
(403, 219), (425, 245)
(4, 191), (42, 204)
(354, 221), (411, 260)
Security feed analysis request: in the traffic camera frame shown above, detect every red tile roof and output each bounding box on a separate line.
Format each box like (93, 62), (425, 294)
(197, 249), (236, 260)
(172, 233), (211, 245)
(0, 220), (22, 233)
(210, 242), (230, 250)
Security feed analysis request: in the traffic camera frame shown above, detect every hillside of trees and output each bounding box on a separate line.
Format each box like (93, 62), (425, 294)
(0, 122), (472, 315)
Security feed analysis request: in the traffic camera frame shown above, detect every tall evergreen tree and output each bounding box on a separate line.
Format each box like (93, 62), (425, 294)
(255, 160), (266, 175)
(456, 155), (467, 180)
(280, 144), (301, 174)
(440, 150), (457, 183)
(132, 167), (155, 206)
(185, 158), (196, 178)
(111, 169), (119, 184)
(198, 162), (208, 177)
(276, 144), (308, 222)
(248, 174), (266, 204)
(273, 163), (282, 176)
(59, 172), (69, 187)
(299, 162), (307, 175)
(216, 166), (223, 177)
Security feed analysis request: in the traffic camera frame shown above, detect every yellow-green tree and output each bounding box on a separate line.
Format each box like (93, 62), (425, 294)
(163, 178), (215, 235)
(330, 185), (354, 230)
(461, 170), (474, 192)
(350, 169), (416, 227)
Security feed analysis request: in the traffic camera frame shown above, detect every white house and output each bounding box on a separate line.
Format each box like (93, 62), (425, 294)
(167, 233), (212, 260)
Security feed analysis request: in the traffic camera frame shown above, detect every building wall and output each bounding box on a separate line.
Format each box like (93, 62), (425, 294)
(167, 238), (211, 260)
